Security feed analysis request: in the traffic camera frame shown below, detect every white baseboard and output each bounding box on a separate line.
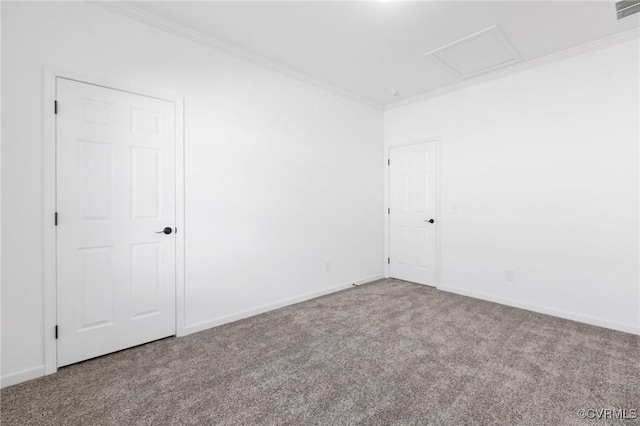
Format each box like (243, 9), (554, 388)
(438, 285), (640, 336)
(1, 365), (46, 389)
(1, 275), (384, 388)
(5, 278), (633, 389)
(182, 274), (386, 336)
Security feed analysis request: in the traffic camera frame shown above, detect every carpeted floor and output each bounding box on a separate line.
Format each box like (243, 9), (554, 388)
(1, 279), (639, 425)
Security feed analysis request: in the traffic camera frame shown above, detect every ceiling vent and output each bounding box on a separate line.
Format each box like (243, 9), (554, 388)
(425, 26), (521, 79)
(616, 0), (640, 19)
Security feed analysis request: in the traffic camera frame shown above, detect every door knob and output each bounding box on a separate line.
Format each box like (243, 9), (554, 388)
(156, 227), (173, 235)
(424, 219), (435, 223)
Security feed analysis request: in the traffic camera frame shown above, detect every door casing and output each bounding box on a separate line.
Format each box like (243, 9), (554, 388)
(43, 67), (186, 375)
(384, 137), (441, 287)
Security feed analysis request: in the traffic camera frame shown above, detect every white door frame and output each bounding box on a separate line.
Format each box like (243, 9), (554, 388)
(43, 66), (186, 375)
(384, 137), (441, 286)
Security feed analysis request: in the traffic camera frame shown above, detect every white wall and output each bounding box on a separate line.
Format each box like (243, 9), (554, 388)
(1, 2), (383, 386)
(385, 37), (640, 334)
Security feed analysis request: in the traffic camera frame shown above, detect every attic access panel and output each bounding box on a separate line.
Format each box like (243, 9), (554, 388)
(426, 26), (521, 79)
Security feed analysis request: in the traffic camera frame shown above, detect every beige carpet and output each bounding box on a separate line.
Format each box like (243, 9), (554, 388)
(2, 279), (639, 425)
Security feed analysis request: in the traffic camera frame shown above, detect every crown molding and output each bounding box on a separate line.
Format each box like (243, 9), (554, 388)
(91, 1), (383, 111)
(386, 27), (640, 111)
(89, 1), (638, 112)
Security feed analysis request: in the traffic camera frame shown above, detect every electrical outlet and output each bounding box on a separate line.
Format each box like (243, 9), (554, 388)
(504, 270), (514, 282)
(325, 261), (331, 272)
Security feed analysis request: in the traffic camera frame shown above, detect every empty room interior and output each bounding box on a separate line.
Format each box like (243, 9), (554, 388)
(1, 0), (639, 424)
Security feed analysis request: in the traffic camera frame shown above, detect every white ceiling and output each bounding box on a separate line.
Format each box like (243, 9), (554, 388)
(123, 1), (639, 106)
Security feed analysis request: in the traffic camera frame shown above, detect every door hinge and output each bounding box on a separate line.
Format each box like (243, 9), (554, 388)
(55, 325), (58, 339)
(54, 212), (58, 226)
(388, 257), (390, 264)
(388, 208), (390, 214)
(54, 100), (58, 114)
(387, 159), (390, 166)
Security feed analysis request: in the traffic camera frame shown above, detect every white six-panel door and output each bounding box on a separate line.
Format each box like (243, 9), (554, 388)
(56, 78), (176, 367)
(389, 142), (437, 286)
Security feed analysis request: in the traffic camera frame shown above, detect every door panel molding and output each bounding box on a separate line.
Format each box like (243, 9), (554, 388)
(43, 66), (185, 375)
(384, 137), (441, 287)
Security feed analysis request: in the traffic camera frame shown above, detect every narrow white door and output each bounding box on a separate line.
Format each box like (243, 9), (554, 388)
(389, 142), (437, 285)
(56, 78), (176, 367)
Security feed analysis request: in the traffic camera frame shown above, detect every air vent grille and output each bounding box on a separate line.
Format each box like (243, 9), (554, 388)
(616, 0), (640, 19)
